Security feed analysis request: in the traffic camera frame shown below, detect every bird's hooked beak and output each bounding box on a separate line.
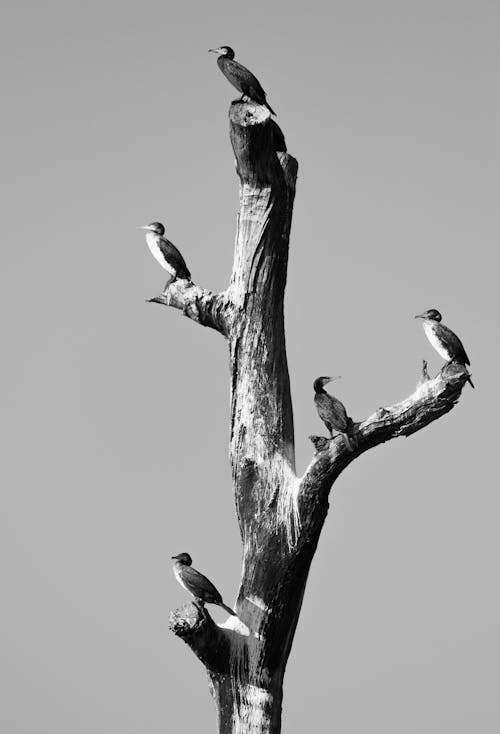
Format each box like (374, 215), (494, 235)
(324, 376), (342, 385)
(137, 225), (151, 230)
(414, 313), (425, 319)
(208, 48), (221, 54)
(171, 554), (180, 560)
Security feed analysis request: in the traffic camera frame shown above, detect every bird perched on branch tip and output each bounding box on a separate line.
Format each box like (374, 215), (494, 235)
(208, 46), (276, 116)
(172, 553), (236, 616)
(137, 222), (191, 295)
(313, 376), (357, 451)
(415, 309), (474, 388)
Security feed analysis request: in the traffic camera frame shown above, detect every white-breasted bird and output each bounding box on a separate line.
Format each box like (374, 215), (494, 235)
(415, 308), (474, 388)
(172, 553), (236, 616)
(138, 222), (191, 294)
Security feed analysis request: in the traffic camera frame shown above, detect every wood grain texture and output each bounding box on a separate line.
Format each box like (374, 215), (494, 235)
(158, 103), (468, 733)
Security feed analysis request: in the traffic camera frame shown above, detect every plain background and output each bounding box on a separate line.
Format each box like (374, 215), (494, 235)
(2, 1), (499, 732)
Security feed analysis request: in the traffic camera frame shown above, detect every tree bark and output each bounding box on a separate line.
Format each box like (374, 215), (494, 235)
(159, 101), (470, 733)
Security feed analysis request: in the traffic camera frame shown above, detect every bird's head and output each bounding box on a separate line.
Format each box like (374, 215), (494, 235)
(208, 46), (235, 59)
(172, 552), (192, 566)
(137, 222), (165, 236)
(415, 308), (442, 322)
(313, 376), (341, 392)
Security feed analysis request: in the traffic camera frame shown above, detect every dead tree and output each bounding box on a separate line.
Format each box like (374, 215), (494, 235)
(149, 103), (470, 733)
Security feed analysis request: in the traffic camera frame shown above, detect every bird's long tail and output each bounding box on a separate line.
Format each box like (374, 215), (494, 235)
(265, 100), (276, 116)
(219, 602), (237, 616)
(450, 357), (475, 389)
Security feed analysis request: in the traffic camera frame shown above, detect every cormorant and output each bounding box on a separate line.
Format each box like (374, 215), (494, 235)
(208, 46), (276, 116)
(172, 553), (236, 616)
(313, 376), (357, 451)
(137, 222), (191, 294)
(415, 308), (474, 388)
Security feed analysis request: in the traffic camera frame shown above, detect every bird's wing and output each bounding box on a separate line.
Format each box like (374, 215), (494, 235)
(314, 393), (331, 425)
(159, 238), (191, 279)
(329, 396), (349, 431)
(181, 566), (223, 605)
(315, 394), (348, 431)
(270, 120), (286, 151)
(314, 394), (326, 417)
(437, 323), (470, 365)
(224, 59), (267, 101)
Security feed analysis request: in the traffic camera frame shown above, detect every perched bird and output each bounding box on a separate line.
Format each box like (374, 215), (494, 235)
(415, 308), (474, 388)
(172, 553), (236, 616)
(137, 222), (191, 294)
(208, 46), (276, 116)
(313, 376), (357, 451)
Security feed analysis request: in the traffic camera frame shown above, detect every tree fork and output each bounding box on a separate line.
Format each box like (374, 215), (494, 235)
(158, 102), (469, 733)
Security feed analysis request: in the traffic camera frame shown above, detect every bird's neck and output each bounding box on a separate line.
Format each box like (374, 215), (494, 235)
(145, 231), (160, 244)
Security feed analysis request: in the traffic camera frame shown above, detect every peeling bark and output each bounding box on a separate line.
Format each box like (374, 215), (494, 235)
(152, 101), (469, 733)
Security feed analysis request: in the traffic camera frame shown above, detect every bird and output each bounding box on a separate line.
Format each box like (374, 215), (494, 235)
(137, 222), (191, 294)
(415, 308), (474, 388)
(313, 376), (357, 451)
(208, 46), (276, 116)
(172, 553), (236, 616)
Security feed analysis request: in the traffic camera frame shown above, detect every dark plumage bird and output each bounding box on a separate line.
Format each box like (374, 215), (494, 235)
(313, 376), (357, 451)
(415, 308), (474, 388)
(208, 46), (276, 116)
(172, 553), (236, 616)
(138, 222), (191, 294)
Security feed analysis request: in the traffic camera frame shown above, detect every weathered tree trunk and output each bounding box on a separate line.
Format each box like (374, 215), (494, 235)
(152, 101), (470, 733)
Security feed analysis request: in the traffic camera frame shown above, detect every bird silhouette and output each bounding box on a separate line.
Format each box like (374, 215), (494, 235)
(209, 46), (276, 115)
(313, 376), (357, 451)
(415, 308), (474, 388)
(137, 222), (191, 294)
(172, 553), (236, 616)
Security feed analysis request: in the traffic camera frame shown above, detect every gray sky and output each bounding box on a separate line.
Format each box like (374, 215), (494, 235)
(2, 1), (499, 732)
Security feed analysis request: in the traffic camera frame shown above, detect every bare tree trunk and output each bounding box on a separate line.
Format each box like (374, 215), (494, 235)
(154, 101), (470, 733)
